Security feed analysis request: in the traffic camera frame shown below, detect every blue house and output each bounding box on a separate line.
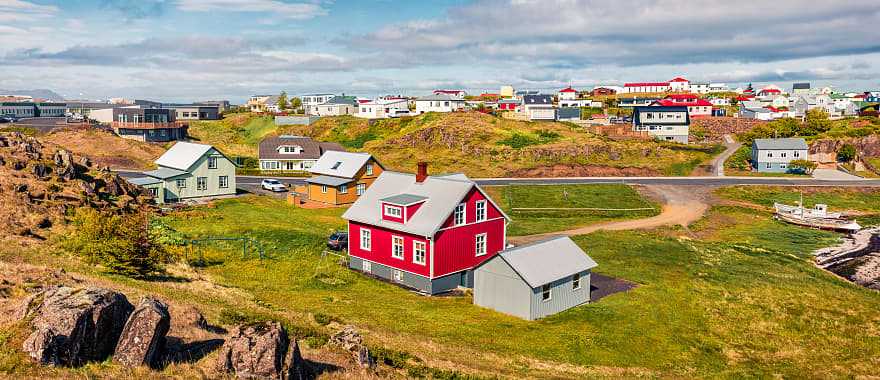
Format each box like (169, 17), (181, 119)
(751, 138), (809, 173)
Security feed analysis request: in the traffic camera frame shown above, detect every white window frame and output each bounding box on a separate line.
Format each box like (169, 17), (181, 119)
(365, 163), (373, 176)
(207, 156), (218, 169)
(475, 233), (487, 256)
(356, 183), (366, 196)
(339, 184), (348, 194)
(541, 284), (552, 301)
(475, 200), (487, 222)
(393, 269), (403, 282)
(362, 260), (371, 273)
(321, 185), (327, 193)
(196, 177), (207, 191)
(360, 228), (371, 251)
(413, 241), (426, 265)
(219, 175), (229, 188)
(391, 236), (404, 259)
(384, 205), (402, 218)
(572, 273), (581, 290)
(454, 203), (466, 226)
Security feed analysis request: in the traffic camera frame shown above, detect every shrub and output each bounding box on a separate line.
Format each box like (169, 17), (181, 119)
(788, 159), (817, 174)
(64, 208), (167, 279)
(726, 146), (753, 171)
(535, 129), (560, 140)
(497, 133), (541, 148)
(837, 144), (857, 162)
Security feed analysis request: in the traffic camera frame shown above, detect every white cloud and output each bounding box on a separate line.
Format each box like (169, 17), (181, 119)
(0, 0), (58, 22)
(175, 0), (328, 20)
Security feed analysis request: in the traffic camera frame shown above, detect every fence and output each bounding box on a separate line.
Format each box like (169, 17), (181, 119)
(185, 236), (265, 266)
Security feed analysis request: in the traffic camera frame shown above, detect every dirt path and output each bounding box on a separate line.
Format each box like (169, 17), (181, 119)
(509, 185), (711, 244)
(711, 134), (742, 176)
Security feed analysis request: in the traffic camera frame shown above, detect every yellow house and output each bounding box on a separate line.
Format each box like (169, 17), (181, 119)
(305, 151), (384, 205)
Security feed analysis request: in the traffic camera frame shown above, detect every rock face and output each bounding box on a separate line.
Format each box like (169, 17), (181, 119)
(19, 286), (134, 366)
(113, 297), (171, 368)
(329, 326), (373, 368)
(216, 322), (307, 380)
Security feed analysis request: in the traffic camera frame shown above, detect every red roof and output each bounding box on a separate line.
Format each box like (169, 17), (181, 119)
(668, 77), (689, 82)
(736, 95), (754, 101)
(758, 89), (781, 95)
(665, 94), (699, 101)
(624, 82), (670, 87)
(559, 87), (577, 93)
(656, 99), (713, 107)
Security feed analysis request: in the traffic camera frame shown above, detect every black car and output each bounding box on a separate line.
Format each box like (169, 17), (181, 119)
(327, 232), (348, 251)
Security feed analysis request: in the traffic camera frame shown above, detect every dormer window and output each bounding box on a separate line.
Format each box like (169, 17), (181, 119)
(331, 161), (342, 170)
(279, 145), (303, 154)
(365, 163), (374, 175)
(384, 205), (402, 218)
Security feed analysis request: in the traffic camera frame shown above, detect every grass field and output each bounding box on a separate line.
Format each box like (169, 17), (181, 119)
(187, 114), (277, 158)
(716, 185), (880, 213)
(483, 184), (660, 236)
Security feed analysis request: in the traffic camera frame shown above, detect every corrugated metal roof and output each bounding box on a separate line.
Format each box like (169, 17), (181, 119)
(753, 138), (808, 150)
(380, 193), (428, 205)
(305, 175), (354, 186)
(308, 151), (374, 178)
(498, 236), (598, 288)
(126, 176), (163, 186)
(143, 167), (188, 179)
(154, 142), (213, 171)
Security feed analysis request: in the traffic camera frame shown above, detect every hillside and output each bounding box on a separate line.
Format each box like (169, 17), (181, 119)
(42, 128), (168, 170)
(276, 112), (721, 177)
(187, 114), (277, 158)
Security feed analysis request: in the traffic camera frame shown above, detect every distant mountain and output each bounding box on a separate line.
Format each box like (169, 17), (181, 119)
(0, 89), (65, 101)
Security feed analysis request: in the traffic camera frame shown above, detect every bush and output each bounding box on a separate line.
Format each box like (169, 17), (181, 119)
(788, 159), (817, 174)
(725, 146), (753, 171)
(838, 144), (857, 162)
(64, 208), (167, 278)
(497, 133), (541, 148)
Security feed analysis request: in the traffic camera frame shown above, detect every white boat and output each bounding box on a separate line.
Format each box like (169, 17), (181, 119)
(774, 200), (861, 232)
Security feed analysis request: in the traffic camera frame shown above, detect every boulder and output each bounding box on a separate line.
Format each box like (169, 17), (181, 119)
(284, 339), (308, 380)
(216, 322), (306, 380)
(113, 297), (170, 368)
(329, 325), (373, 368)
(20, 286), (134, 366)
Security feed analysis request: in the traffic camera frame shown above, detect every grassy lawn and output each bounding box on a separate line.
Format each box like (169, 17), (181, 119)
(715, 185), (880, 213)
(483, 184), (660, 236)
(140, 194), (880, 377)
(187, 114), (277, 158)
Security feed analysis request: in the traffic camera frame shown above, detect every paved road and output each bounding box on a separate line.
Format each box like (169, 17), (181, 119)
(116, 170), (880, 187)
(711, 134), (742, 177)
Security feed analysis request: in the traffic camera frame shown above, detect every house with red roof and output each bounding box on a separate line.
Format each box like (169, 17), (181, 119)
(343, 163), (510, 295)
(557, 87), (578, 101)
(654, 97), (713, 117)
(623, 82), (670, 94)
(668, 77), (690, 92)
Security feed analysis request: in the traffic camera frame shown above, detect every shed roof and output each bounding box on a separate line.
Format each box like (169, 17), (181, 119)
(752, 138), (808, 150)
(154, 142), (216, 171)
(308, 151), (376, 178)
(143, 167), (188, 179)
(305, 175), (354, 186)
(495, 236), (597, 288)
(126, 176), (163, 186)
(556, 107), (581, 119)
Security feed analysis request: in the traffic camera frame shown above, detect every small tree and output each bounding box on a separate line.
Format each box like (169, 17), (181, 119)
(837, 144), (857, 163)
(804, 108), (832, 135)
(290, 97), (303, 113)
(277, 91), (289, 111)
(788, 159), (817, 174)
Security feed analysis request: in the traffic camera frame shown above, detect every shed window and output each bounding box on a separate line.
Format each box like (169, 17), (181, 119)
(572, 273), (581, 290)
(541, 284), (551, 301)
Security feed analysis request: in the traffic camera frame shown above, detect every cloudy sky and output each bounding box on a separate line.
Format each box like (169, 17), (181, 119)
(2, 0), (879, 103)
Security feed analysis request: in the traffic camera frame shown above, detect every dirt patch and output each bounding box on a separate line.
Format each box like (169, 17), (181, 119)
(507, 164), (661, 177)
(42, 127), (166, 170)
(590, 273), (637, 301)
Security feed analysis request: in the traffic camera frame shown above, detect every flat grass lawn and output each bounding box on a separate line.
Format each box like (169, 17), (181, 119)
(483, 184), (660, 236)
(716, 185), (880, 213)
(159, 195), (880, 377)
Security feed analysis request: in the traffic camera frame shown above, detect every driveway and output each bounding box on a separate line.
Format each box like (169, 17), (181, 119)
(710, 134), (742, 177)
(812, 168), (863, 181)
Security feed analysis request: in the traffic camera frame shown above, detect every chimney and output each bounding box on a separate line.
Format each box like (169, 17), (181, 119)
(416, 162), (428, 183)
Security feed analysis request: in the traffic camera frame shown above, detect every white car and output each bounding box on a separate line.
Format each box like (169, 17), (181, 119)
(389, 109), (412, 118)
(261, 179), (287, 192)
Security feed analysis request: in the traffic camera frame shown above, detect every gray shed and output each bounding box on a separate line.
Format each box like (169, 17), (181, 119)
(473, 236), (598, 320)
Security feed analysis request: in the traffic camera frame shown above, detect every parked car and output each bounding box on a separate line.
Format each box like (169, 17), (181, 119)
(389, 109), (412, 118)
(1, 114), (17, 122)
(327, 232), (348, 251)
(0, 116), (10, 124)
(260, 179), (287, 192)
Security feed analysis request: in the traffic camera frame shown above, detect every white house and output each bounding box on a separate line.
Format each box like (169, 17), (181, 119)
(794, 95), (833, 117)
(414, 94), (466, 114)
(557, 87), (578, 101)
(668, 77), (690, 92)
(708, 97), (730, 106)
(558, 99), (598, 108)
(708, 83), (729, 92)
(356, 98), (409, 119)
(126, 142), (237, 204)
(623, 82), (670, 94)
(632, 106), (689, 144)
(689, 82), (710, 94)
(522, 95), (556, 120)
(314, 96), (359, 116)
(300, 93), (336, 115)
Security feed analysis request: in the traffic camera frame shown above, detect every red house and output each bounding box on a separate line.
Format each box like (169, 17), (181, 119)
(343, 163), (509, 294)
(654, 97), (714, 117)
(497, 98), (520, 111)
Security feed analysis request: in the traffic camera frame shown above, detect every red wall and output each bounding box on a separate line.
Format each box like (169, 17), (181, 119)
(380, 202), (405, 223)
(440, 188), (504, 228)
(348, 222), (431, 277)
(434, 188), (507, 277)
(406, 202), (424, 221)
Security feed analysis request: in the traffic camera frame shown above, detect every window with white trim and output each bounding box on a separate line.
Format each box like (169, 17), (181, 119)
(360, 228), (371, 251)
(356, 183), (366, 195)
(321, 185), (327, 193)
(541, 284), (551, 301)
(339, 184), (348, 194)
(207, 156), (217, 169)
(454, 203), (466, 225)
(365, 163), (373, 175)
(393, 270), (403, 282)
(196, 177), (207, 191)
(392, 236), (404, 259)
(219, 176), (229, 188)
(362, 260), (371, 273)
(176, 179), (186, 188)
(572, 273), (581, 290)
(475, 200), (487, 222)
(413, 241), (426, 265)
(384, 205), (402, 218)
(475, 233), (487, 256)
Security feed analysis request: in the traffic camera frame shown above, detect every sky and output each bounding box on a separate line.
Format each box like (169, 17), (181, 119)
(1, 0), (879, 103)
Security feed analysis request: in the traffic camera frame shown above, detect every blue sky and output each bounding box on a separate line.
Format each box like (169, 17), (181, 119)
(1, 0), (879, 103)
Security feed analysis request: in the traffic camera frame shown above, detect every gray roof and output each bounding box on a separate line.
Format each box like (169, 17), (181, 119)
(557, 107), (581, 120)
(126, 176), (163, 186)
(305, 175), (354, 186)
(495, 236), (597, 288)
(154, 141), (215, 171)
(143, 167), (188, 179)
(323, 96), (358, 106)
(753, 138), (808, 150)
(259, 136), (345, 160)
(416, 94), (464, 101)
(793, 83), (811, 90)
(342, 171), (509, 237)
(309, 151), (375, 178)
(523, 95), (552, 104)
(380, 193), (428, 206)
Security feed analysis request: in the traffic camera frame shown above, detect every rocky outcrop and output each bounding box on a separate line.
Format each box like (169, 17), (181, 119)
(19, 286), (134, 366)
(113, 297), (171, 368)
(810, 135), (880, 163)
(216, 322), (307, 380)
(329, 326), (373, 368)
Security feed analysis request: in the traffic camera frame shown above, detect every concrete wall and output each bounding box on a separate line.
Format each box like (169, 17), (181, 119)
(349, 256), (431, 293)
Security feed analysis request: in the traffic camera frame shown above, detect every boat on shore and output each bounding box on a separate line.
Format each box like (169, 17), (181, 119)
(774, 201), (861, 232)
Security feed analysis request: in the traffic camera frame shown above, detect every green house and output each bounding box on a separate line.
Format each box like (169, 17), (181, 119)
(127, 142), (237, 204)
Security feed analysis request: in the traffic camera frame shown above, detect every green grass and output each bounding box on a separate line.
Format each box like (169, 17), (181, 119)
(715, 185), (880, 213)
(150, 196), (880, 377)
(483, 184), (660, 236)
(187, 114), (278, 158)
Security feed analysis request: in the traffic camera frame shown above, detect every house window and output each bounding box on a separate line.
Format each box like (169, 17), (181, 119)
(393, 270), (403, 282)
(794, 151), (800, 157)
(766, 163), (772, 169)
(360, 228), (371, 251)
(339, 184), (348, 194)
(392, 236), (404, 259)
(767, 152), (773, 158)
(176, 179), (186, 188)
(781, 152), (787, 158)
(384, 205), (402, 218)
(780, 164), (787, 169)
(356, 183), (366, 195)
(365, 163), (373, 175)
(331, 161), (342, 170)
(454, 203), (466, 225)
(475, 200), (487, 222)
(572, 273), (581, 290)
(413, 241), (426, 265)
(208, 156), (217, 169)
(362, 260), (371, 273)
(148, 187), (158, 197)
(541, 284), (552, 301)
(219, 176), (229, 188)
(321, 185), (327, 193)
(475, 233), (487, 256)
(197, 177), (207, 190)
